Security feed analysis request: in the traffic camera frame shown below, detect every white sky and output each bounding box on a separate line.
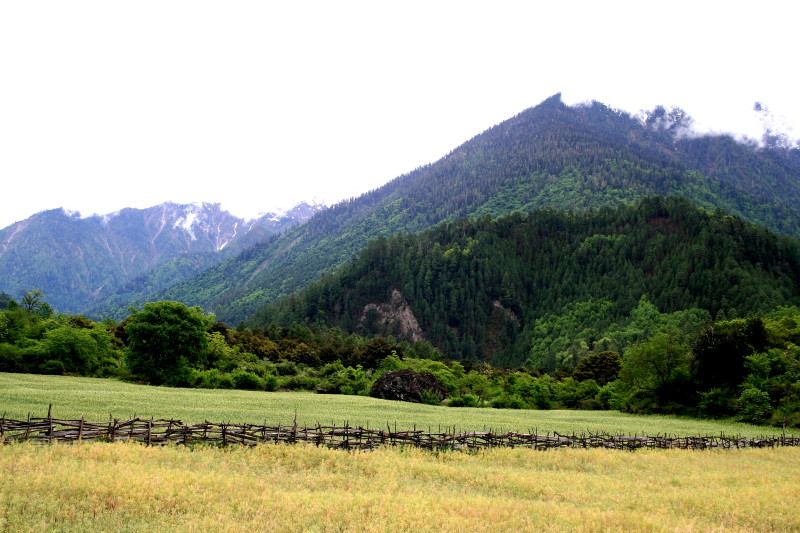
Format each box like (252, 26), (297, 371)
(1, 1), (798, 229)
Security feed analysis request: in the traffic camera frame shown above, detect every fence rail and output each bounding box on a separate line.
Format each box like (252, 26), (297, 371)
(1, 412), (797, 451)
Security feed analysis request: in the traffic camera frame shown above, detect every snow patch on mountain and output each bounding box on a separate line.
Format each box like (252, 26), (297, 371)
(173, 207), (200, 241)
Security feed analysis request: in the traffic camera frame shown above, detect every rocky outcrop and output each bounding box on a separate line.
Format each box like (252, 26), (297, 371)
(360, 289), (425, 342)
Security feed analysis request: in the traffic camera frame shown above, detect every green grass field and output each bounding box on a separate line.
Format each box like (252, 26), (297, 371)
(0, 372), (791, 437)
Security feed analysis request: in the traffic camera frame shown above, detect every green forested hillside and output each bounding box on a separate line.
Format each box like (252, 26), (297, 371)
(146, 95), (800, 325)
(254, 197), (800, 367)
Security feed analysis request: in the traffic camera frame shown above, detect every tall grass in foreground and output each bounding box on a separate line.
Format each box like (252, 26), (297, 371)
(1, 372), (791, 437)
(0, 442), (796, 533)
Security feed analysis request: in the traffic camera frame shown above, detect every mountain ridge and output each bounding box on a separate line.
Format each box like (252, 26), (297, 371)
(144, 94), (800, 324)
(0, 201), (325, 314)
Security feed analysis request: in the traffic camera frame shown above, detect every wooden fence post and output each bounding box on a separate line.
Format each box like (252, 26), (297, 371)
(48, 405), (54, 444)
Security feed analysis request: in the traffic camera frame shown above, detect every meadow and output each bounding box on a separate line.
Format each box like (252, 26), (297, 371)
(0, 442), (797, 532)
(2, 372), (798, 532)
(0, 372), (790, 437)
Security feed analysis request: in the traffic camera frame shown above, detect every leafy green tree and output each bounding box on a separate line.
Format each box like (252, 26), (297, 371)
(738, 387), (773, 424)
(20, 290), (53, 318)
(460, 372), (492, 405)
(125, 301), (212, 385)
(40, 325), (103, 375)
(618, 328), (693, 411)
(20, 290), (44, 314)
(572, 351), (622, 386)
(555, 377), (601, 408)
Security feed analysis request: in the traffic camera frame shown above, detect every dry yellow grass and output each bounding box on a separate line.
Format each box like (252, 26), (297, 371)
(0, 442), (796, 532)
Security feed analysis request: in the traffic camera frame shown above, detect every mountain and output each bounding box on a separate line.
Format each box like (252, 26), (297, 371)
(0, 201), (325, 315)
(149, 94), (800, 325)
(254, 197), (800, 366)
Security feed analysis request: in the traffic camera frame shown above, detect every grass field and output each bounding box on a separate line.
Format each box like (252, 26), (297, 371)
(0, 442), (797, 532)
(2, 372), (798, 532)
(1, 372), (792, 437)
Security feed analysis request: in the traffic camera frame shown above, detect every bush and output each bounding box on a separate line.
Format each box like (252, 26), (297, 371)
(315, 365), (370, 395)
(229, 358), (276, 379)
(579, 398), (605, 410)
(697, 388), (737, 418)
(320, 361), (346, 377)
(491, 393), (528, 409)
(419, 388), (442, 405)
(460, 373), (492, 404)
(231, 369), (263, 390)
(619, 389), (658, 414)
(738, 387), (773, 424)
(262, 373), (279, 391)
(94, 351), (124, 378)
(555, 377), (600, 408)
(0, 343), (24, 372)
(595, 381), (623, 410)
(376, 352), (403, 373)
(276, 361), (299, 376)
(195, 369), (235, 389)
(507, 373), (554, 409)
(40, 359), (65, 375)
(401, 359), (460, 394)
(448, 393), (480, 407)
(280, 374), (320, 391)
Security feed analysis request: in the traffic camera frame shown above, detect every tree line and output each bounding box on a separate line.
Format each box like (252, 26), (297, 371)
(1, 291), (799, 428)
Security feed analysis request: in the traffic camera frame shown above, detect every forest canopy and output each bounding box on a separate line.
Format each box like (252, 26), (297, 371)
(254, 197), (800, 367)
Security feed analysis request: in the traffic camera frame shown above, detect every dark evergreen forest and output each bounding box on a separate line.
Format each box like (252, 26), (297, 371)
(255, 197), (800, 367)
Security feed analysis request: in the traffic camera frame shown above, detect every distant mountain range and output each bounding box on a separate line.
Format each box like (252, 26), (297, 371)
(0, 202), (325, 314)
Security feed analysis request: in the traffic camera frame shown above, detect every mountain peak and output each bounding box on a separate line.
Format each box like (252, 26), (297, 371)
(540, 92), (564, 106)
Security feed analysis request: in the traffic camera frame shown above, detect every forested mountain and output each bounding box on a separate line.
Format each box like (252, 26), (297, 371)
(254, 197), (800, 367)
(150, 94), (800, 325)
(0, 202), (324, 315)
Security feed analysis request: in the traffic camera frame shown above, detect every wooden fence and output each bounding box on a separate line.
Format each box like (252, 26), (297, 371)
(2, 412), (798, 451)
